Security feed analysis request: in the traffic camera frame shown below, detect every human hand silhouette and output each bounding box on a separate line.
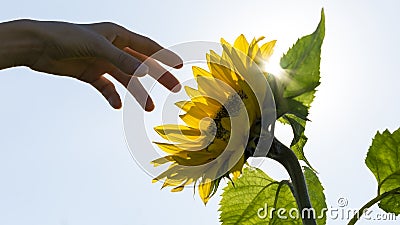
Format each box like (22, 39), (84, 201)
(0, 20), (183, 110)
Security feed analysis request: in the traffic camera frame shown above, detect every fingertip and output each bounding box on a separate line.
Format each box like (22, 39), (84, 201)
(133, 64), (149, 77)
(155, 48), (183, 69)
(167, 50), (183, 69)
(107, 96), (122, 109)
(155, 70), (181, 93)
(173, 63), (183, 69)
(114, 102), (122, 109)
(145, 98), (155, 112)
(172, 83), (182, 93)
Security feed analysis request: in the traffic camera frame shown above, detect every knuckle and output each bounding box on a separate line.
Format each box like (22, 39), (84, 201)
(102, 22), (124, 34)
(98, 21), (117, 28)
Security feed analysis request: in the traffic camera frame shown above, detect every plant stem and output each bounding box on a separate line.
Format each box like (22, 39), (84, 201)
(266, 137), (317, 225)
(347, 187), (400, 225)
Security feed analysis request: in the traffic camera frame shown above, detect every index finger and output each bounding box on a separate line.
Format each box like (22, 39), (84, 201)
(124, 47), (181, 92)
(113, 26), (183, 69)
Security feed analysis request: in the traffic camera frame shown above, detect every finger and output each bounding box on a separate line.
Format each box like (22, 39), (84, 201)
(97, 40), (149, 77)
(90, 76), (122, 109)
(107, 66), (132, 87)
(127, 77), (155, 112)
(112, 26), (183, 69)
(124, 47), (181, 92)
(107, 65), (154, 111)
(108, 66), (155, 111)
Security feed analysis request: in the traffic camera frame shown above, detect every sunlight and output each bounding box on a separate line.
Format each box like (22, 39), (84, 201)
(262, 54), (286, 79)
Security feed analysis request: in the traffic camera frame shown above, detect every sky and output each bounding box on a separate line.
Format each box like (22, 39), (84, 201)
(1, 0), (400, 224)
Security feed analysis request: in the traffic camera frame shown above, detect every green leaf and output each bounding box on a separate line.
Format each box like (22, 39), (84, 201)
(379, 193), (400, 215)
(286, 99), (309, 121)
(219, 167), (297, 225)
(276, 9), (325, 168)
(365, 128), (400, 215)
(219, 167), (326, 225)
(280, 9), (325, 101)
(280, 114), (314, 170)
(304, 167), (327, 225)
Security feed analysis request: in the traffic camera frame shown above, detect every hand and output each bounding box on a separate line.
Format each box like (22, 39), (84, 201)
(0, 20), (183, 111)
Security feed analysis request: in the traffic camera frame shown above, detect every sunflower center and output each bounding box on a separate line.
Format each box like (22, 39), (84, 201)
(206, 90), (248, 142)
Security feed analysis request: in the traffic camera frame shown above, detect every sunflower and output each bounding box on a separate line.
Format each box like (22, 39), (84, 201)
(152, 35), (276, 204)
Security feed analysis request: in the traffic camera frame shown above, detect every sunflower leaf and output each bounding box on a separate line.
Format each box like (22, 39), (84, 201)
(276, 9), (325, 168)
(365, 128), (400, 215)
(280, 9), (324, 101)
(219, 167), (326, 224)
(280, 114), (314, 170)
(304, 166), (327, 225)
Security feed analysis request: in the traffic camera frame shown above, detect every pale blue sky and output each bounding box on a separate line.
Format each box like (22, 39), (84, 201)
(1, 0), (400, 224)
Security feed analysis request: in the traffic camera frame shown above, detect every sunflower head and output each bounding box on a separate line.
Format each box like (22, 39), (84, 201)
(152, 35), (276, 204)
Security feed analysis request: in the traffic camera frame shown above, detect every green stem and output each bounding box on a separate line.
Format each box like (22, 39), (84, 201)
(347, 187), (400, 225)
(266, 137), (316, 225)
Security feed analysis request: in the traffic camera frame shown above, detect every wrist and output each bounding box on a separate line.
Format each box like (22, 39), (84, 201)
(0, 19), (44, 69)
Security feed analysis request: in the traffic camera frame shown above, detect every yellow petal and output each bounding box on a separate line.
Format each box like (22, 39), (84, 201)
(207, 52), (240, 90)
(260, 40), (277, 60)
(180, 114), (200, 129)
(179, 108), (212, 129)
(153, 142), (186, 154)
(187, 106), (209, 119)
(184, 86), (202, 99)
(197, 96), (222, 111)
(175, 101), (194, 112)
(207, 50), (231, 69)
(233, 34), (249, 57)
(220, 38), (232, 48)
(238, 79), (259, 121)
(189, 98), (220, 119)
(248, 36), (264, 61)
(220, 38), (234, 64)
(199, 178), (213, 204)
(171, 186), (185, 192)
(175, 152), (214, 166)
(152, 165), (180, 183)
(154, 124), (201, 136)
(197, 75), (229, 102)
(154, 142), (206, 154)
(151, 156), (173, 167)
(163, 177), (186, 188)
(233, 34), (251, 71)
(205, 54), (232, 86)
(221, 44), (247, 80)
(192, 66), (212, 79)
(170, 178), (195, 192)
(154, 124), (201, 142)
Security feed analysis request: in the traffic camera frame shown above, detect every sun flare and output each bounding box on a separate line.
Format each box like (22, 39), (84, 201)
(262, 54), (285, 79)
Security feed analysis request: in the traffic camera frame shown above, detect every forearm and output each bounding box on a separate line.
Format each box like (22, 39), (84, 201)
(0, 19), (43, 70)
